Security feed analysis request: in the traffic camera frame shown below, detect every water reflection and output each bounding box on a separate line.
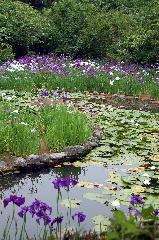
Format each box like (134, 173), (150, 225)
(0, 164), (83, 197)
(0, 163), (113, 238)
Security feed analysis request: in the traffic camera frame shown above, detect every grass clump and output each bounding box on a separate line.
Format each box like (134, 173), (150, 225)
(0, 103), (93, 157)
(40, 105), (92, 152)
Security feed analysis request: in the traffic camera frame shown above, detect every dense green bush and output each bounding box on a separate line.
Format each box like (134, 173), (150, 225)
(115, 1), (159, 63)
(78, 10), (134, 59)
(0, 38), (15, 63)
(0, 0), (48, 56)
(79, 0), (159, 63)
(0, 0), (159, 63)
(44, 0), (98, 56)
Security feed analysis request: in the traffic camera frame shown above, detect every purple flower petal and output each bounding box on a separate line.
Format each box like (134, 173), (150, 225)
(41, 89), (49, 97)
(128, 208), (142, 219)
(52, 176), (78, 189)
(14, 196), (25, 207)
(130, 194), (144, 206)
(51, 216), (63, 227)
(3, 195), (25, 208)
(18, 206), (29, 218)
(72, 212), (86, 223)
(3, 197), (11, 208)
(153, 209), (159, 217)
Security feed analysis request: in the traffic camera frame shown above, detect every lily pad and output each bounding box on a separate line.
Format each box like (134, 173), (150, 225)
(61, 199), (80, 209)
(83, 192), (107, 204)
(77, 181), (103, 189)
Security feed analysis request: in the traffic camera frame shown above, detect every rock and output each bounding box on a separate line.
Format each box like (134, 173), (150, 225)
(0, 124), (102, 175)
(0, 161), (6, 168)
(83, 142), (93, 152)
(87, 141), (98, 148)
(65, 145), (85, 157)
(118, 94), (126, 98)
(49, 152), (66, 160)
(41, 154), (50, 162)
(28, 154), (39, 160)
(14, 157), (27, 167)
(91, 137), (99, 143)
(13, 171), (20, 174)
(27, 154), (40, 164)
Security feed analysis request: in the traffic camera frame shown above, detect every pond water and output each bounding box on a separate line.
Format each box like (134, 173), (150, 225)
(0, 94), (159, 238)
(0, 161), (128, 237)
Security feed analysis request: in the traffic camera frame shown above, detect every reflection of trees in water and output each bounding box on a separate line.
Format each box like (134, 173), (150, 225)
(0, 164), (85, 199)
(53, 165), (84, 179)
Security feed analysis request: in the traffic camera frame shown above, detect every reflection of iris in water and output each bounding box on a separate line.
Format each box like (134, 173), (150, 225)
(0, 163), (84, 198)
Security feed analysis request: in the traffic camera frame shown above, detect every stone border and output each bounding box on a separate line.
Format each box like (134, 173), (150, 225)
(0, 126), (103, 176)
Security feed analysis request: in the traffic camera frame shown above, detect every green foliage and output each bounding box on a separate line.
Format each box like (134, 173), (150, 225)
(39, 105), (92, 151)
(0, 102), (92, 156)
(0, 38), (15, 63)
(45, 0), (98, 56)
(0, 0), (159, 62)
(107, 209), (157, 240)
(0, 0), (47, 56)
(79, 0), (159, 63)
(78, 10), (133, 59)
(115, 1), (159, 63)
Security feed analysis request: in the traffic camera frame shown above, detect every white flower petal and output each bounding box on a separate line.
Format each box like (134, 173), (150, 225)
(111, 200), (120, 208)
(143, 179), (150, 185)
(12, 110), (19, 114)
(150, 166), (156, 170)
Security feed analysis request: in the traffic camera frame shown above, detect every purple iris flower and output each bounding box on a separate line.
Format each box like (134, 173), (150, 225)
(41, 89), (49, 97)
(53, 90), (59, 99)
(128, 208), (142, 219)
(36, 215), (52, 225)
(72, 212), (86, 223)
(43, 215), (52, 225)
(3, 195), (25, 208)
(51, 216), (63, 227)
(70, 178), (78, 187)
(52, 176), (78, 189)
(18, 199), (52, 225)
(3, 109), (9, 112)
(130, 194), (144, 206)
(153, 209), (159, 217)
(18, 206), (29, 218)
(3, 197), (11, 208)
(28, 199), (52, 217)
(53, 178), (63, 189)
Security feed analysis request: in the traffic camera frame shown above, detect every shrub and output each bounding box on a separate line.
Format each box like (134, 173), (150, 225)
(0, 0), (47, 56)
(0, 0), (158, 63)
(45, 0), (98, 56)
(0, 38), (15, 63)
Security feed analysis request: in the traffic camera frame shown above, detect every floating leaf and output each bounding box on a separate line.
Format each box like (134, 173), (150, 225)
(77, 181), (103, 189)
(131, 185), (146, 194)
(71, 161), (88, 167)
(83, 192), (106, 204)
(61, 199), (80, 209)
(150, 155), (159, 161)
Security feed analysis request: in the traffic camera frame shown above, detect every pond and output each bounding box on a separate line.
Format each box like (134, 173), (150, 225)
(0, 93), (159, 238)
